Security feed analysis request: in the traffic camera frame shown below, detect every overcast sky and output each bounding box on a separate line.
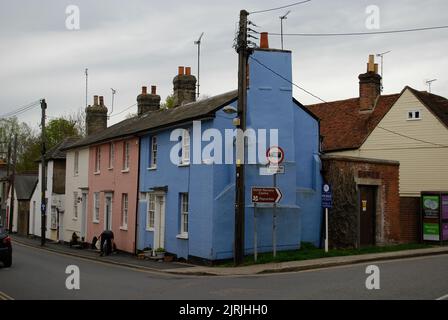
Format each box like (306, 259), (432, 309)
(1, 0), (447, 127)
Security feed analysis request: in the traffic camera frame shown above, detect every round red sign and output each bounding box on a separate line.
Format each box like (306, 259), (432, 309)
(266, 146), (284, 165)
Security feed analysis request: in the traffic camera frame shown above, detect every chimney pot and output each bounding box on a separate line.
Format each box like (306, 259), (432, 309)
(142, 86), (147, 94)
(260, 32), (269, 49)
(185, 67), (191, 76)
(99, 96), (104, 106)
(178, 66), (185, 76)
(151, 86), (157, 95)
(94, 95), (99, 105)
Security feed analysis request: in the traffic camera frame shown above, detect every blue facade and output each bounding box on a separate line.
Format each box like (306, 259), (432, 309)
(137, 48), (322, 261)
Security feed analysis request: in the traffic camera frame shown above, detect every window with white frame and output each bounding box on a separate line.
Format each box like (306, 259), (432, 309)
(93, 192), (100, 222)
(50, 207), (57, 230)
(74, 151), (79, 176)
(146, 194), (155, 230)
(109, 142), (115, 169)
(407, 110), (422, 120)
(180, 193), (189, 235)
(150, 136), (157, 168)
(73, 191), (78, 219)
(123, 141), (130, 170)
(95, 147), (101, 173)
(181, 129), (190, 164)
(121, 193), (128, 228)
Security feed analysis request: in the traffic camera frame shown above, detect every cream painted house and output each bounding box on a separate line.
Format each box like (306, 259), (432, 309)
(331, 87), (448, 197)
(306, 55), (448, 242)
(62, 147), (89, 243)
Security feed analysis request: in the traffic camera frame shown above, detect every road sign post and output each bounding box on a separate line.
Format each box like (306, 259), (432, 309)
(322, 184), (333, 253)
(254, 203), (258, 262)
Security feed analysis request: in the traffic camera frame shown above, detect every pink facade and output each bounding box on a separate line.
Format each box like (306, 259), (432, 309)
(87, 137), (139, 253)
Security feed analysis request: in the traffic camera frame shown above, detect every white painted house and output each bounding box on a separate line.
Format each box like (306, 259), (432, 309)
(29, 138), (78, 241)
(62, 147), (89, 243)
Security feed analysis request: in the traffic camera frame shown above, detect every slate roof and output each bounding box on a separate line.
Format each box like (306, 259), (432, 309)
(305, 93), (400, 152)
(65, 90), (238, 150)
(305, 86), (448, 152)
(44, 137), (81, 160)
(14, 174), (38, 201)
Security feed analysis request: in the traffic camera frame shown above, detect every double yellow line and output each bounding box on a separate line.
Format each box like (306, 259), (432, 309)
(0, 291), (14, 300)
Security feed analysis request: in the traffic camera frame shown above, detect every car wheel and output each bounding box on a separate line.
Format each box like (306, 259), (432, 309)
(3, 254), (12, 268)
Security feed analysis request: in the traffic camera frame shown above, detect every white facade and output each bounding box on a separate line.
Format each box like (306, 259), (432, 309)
(63, 148), (89, 242)
(29, 160), (65, 241)
(331, 88), (448, 197)
(6, 188), (18, 232)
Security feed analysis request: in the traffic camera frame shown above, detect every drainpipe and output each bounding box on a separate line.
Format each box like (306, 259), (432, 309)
(134, 136), (141, 255)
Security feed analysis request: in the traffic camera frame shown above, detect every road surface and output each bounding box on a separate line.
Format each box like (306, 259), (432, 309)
(1, 242), (447, 300)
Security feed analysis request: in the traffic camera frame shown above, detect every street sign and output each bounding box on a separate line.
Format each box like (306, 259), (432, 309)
(322, 184), (333, 209)
(41, 203), (46, 212)
(266, 146), (284, 165)
(251, 187), (282, 204)
(259, 165), (285, 176)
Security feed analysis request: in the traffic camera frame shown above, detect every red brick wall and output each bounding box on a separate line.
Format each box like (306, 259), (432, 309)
(322, 156), (401, 246)
(400, 197), (420, 243)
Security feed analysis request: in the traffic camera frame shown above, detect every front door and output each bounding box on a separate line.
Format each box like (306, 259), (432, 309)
(105, 194), (113, 231)
(81, 193), (87, 241)
(359, 186), (376, 246)
(58, 211), (64, 242)
(153, 195), (166, 251)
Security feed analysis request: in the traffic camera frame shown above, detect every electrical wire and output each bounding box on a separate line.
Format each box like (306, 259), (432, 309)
(250, 56), (327, 103)
(250, 0), (311, 15)
(269, 25), (448, 37)
(249, 56), (448, 148)
(0, 100), (41, 119)
(109, 103), (137, 118)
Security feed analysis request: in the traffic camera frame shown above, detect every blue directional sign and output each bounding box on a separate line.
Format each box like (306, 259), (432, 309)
(322, 184), (333, 209)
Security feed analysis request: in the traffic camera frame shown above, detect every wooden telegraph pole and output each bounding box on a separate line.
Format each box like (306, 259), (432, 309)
(234, 9), (249, 266)
(40, 99), (47, 246)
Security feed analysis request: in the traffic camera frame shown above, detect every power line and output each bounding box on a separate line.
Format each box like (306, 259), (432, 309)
(250, 0), (311, 15)
(269, 25), (448, 37)
(0, 100), (41, 119)
(250, 56), (448, 148)
(249, 56), (327, 103)
(109, 103), (137, 118)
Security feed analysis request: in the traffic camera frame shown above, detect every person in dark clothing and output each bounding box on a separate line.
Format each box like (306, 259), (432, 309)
(99, 230), (115, 256)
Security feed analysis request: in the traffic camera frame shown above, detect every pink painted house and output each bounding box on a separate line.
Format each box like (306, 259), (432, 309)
(64, 94), (147, 254)
(87, 138), (139, 253)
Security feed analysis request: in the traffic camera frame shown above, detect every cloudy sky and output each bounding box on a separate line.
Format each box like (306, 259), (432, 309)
(1, 0), (447, 127)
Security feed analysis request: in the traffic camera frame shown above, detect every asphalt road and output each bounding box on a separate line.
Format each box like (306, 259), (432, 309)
(0, 242), (447, 300)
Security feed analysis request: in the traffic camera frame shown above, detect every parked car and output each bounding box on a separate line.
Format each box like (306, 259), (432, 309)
(0, 226), (12, 267)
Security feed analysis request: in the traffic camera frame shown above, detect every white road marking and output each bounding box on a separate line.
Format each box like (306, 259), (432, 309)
(436, 294), (448, 300)
(0, 291), (14, 300)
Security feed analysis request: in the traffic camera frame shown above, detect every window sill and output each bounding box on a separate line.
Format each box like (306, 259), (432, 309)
(121, 169), (130, 173)
(146, 227), (155, 232)
(73, 173), (79, 177)
(72, 217), (78, 221)
(148, 166), (157, 171)
(176, 233), (189, 240)
(93, 220), (100, 224)
(108, 167), (114, 171)
(178, 162), (190, 167)
(406, 118), (422, 121)
(120, 226), (128, 231)
(93, 171), (101, 175)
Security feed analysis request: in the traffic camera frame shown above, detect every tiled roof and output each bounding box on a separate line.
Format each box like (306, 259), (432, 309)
(407, 87), (448, 128)
(65, 90), (238, 150)
(305, 94), (400, 152)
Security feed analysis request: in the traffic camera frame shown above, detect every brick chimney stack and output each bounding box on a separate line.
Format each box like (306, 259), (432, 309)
(359, 55), (382, 112)
(86, 95), (108, 136)
(173, 66), (197, 107)
(137, 85), (161, 115)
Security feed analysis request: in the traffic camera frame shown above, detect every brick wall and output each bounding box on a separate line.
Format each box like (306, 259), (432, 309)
(400, 196), (420, 243)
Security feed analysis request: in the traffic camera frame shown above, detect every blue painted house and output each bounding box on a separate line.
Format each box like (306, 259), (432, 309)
(133, 42), (323, 262)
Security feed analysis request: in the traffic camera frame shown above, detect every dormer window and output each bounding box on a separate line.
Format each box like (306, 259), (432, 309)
(407, 110), (422, 121)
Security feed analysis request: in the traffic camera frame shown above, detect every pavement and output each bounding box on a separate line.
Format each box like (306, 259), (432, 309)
(10, 234), (448, 276)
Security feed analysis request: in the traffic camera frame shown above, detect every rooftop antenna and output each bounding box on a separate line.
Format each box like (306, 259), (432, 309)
(85, 68), (88, 109)
(280, 10), (291, 50)
(194, 32), (204, 99)
(376, 50), (391, 92)
(425, 79), (437, 93)
(109, 88), (117, 115)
